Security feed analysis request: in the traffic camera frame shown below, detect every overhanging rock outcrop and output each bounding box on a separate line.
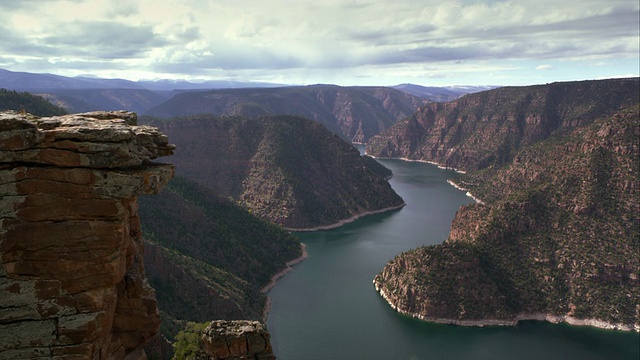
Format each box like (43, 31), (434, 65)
(0, 111), (175, 359)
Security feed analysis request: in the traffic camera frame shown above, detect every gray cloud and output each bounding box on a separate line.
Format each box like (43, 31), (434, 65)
(41, 21), (166, 59)
(0, 0), (637, 85)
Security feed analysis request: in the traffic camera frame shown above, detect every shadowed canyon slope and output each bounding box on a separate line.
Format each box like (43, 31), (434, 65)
(373, 80), (640, 331)
(0, 111), (174, 358)
(138, 176), (302, 343)
(147, 114), (405, 230)
(146, 85), (423, 143)
(368, 78), (639, 171)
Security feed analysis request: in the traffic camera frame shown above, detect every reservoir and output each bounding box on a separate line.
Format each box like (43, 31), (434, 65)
(266, 156), (639, 360)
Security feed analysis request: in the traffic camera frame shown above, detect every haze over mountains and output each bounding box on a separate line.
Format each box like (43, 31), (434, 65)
(0, 68), (284, 92)
(0, 68), (493, 118)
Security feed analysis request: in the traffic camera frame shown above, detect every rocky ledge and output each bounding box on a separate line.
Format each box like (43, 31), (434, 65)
(198, 320), (275, 360)
(0, 111), (174, 358)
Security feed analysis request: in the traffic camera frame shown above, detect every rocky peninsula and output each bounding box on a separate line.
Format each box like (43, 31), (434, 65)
(371, 80), (640, 332)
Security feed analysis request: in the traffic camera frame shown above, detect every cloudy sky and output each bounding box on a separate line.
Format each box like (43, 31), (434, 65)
(1, 0), (638, 86)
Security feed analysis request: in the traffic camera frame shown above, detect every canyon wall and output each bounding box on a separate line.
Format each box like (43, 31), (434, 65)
(373, 104), (640, 331)
(0, 111), (174, 358)
(367, 78), (639, 172)
(145, 85), (423, 144)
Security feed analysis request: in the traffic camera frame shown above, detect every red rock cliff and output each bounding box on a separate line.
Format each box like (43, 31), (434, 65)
(0, 111), (175, 359)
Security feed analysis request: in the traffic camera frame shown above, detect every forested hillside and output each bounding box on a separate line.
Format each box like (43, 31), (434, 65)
(138, 176), (302, 343)
(0, 88), (66, 116)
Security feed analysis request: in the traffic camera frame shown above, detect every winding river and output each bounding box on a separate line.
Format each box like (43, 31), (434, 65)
(266, 154), (639, 360)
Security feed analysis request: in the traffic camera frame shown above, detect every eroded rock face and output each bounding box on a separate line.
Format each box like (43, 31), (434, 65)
(198, 320), (275, 360)
(0, 111), (174, 359)
(367, 78), (640, 171)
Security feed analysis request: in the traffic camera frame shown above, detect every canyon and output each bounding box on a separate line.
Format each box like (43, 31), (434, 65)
(371, 79), (640, 331)
(0, 110), (280, 359)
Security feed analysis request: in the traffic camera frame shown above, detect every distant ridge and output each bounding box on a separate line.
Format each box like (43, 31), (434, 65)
(146, 85), (423, 143)
(0, 68), (286, 92)
(0, 68), (288, 114)
(392, 83), (498, 101)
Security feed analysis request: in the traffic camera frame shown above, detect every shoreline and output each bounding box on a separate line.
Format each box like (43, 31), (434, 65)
(283, 203), (406, 232)
(373, 280), (639, 332)
(365, 152), (485, 204)
(261, 202), (405, 320)
(366, 154), (467, 174)
(261, 243), (308, 294)
(446, 179), (485, 205)
(261, 243), (308, 321)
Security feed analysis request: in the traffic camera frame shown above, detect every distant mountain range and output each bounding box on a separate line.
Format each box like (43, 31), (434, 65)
(0, 68), (284, 92)
(0, 68), (494, 120)
(392, 83), (498, 101)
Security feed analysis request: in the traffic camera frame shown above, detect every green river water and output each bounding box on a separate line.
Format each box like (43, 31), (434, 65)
(266, 155), (639, 360)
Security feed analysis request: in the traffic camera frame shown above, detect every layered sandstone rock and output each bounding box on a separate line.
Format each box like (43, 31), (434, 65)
(198, 320), (275, 360)
(0, 111), (174, 359)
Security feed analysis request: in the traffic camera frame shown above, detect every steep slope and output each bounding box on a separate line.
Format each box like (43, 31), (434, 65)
(147, 114), (405, 229)
(0, 88), (67, 116)
(368, 78), (639, 171)
(374, 104), (639, 330)
(146, 85), (423, 143)
(138, 176), (302, 342)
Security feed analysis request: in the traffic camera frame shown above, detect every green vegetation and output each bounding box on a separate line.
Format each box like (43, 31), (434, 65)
(240, 115), (404, 228)
(139, 176), (301, 343)
(172, 322), (209, 360)
(0, 88), (67, 116)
